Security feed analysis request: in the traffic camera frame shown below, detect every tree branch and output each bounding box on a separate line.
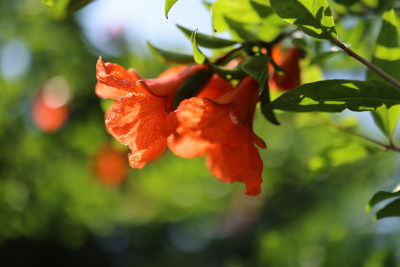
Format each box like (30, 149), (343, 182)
(331, 38), (400, 92)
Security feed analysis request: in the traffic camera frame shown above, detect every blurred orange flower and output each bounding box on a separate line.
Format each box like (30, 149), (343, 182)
(32, 93), (69, 132)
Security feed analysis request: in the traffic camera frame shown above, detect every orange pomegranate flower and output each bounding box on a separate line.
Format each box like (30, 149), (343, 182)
(270, 47), (301, 91)
(168, 76), (266, 196)
(95, 57), (205, 168)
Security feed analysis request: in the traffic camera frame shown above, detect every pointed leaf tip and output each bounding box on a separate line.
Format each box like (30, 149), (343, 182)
(165, 0), (179, 18)
(177, 25), (238, 48)
(190, 31), (207, 64)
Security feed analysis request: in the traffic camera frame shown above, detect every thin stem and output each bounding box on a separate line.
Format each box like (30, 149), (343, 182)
(328, 121), (400, 153)
(215, 29), (298, 66)
(214, 44), (245, 66)
(331, 38), (400, 91)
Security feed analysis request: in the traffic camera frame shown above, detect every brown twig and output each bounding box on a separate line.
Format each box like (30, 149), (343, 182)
(331, 38), (400, 92)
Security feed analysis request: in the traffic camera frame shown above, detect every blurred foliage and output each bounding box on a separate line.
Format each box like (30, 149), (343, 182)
(0, 0), (399, 266)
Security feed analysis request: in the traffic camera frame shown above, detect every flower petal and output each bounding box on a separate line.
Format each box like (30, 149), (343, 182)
(95, 82), (130, 100)
(205, 129), (263, 196)
(174, 97), (263, 195)
(168, 131), (212, 158)
(175, 97), (231, 144)
(165, 111), (211, 158)
(197, 74), (233, 100)
(105, 93), (167, 168)
(144, 64), (207, 96)
(96, 57), (146, 95)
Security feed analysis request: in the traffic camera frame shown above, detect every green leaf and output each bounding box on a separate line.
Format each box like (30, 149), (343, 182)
(375, 198), (400, 220)
(212, 0), (287, 42)
(261, 87), (281, 125)
(210, 64), (247, 80)
(43, 0), (93, 18)
(309, 51), (342, 66)
(333, 0), (358, 5)
(165, 0), (179, 18)
(190, 31), (207, 64)
(147, 42), (194, 64)
(371, 106), (400, 138)
(367, 10), (400, 84)
(177, 25), (238, 48)
(266, 80), (400, 112)
(224, 17), (259, 41)
(42, 0), (54, 6)
(367, 9), (400, 139)
(362, 0), (397, 12)
(270, 0), (337, 39)
(202, 1), (212, 10)
(212, 0), (262, 32)
(367, 190), (400, 211)
(250, 0), (273, 17)
(242, 55), (269, 93)
(67, 0), (93, 13)
(173, 69), (214, 109)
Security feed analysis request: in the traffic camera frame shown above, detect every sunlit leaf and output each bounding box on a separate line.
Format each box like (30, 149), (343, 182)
(224, 17), (259, 41)
(43, 0), (94, 18)
(147, 42), (194, 64)
(42, 0), (54, 6)
(267, 80), (400, 112)
(212, 0), (286, 42)
(212, 0), (261, 32)
(270, 0), (337, 39)
(333, 0), (358, 5)
(165, 0), (179, 18)
(370, 105), (400, 138)
(177, 25), (238, 48)
(173, 69), (214, 109)
(250, 0), (273, 18)
(190, 31), (207, 64)
(367, 9), (400, 139)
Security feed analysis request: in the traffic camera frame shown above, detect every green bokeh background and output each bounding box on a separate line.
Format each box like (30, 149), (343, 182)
(1, 0), (400, 266)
